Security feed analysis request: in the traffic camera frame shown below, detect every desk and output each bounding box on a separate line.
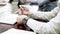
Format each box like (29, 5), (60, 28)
(0, 24), (14, 33)
(0, 23), (27, 33)
(1, 28), (36, 34)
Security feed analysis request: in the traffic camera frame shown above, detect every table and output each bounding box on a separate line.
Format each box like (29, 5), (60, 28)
(1, 28), (36, 34)
(0, 23), (27, 33)
(0, 24), (14, 33)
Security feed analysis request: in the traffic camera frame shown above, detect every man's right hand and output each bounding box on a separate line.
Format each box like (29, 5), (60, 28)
(20, 6), (29, 15)
(17, 15), (28, 24)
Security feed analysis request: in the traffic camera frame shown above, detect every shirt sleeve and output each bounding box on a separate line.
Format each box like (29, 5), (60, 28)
(27, 12), (60, 34)
(29, 7), (59, 20)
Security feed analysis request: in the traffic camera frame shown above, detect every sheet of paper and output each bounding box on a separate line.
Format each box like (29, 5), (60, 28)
(0, 14), (18, 24)
(1, 28), (36, 34)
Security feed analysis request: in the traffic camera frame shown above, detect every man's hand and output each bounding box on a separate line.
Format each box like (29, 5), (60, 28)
(18, 9), (23, 15)
(17, 15), (28, 24)
(20, 6), (29, 15)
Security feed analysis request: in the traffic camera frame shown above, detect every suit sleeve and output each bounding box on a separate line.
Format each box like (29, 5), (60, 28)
(29, 7), (59, 20)
(26, 12), (60, 34)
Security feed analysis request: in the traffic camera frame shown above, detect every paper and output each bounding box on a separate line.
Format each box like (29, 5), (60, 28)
(0, 14), (18, 24)
(1, 28), (36, 34)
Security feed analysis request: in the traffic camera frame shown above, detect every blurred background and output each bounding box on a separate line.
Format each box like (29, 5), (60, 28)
(12, 0), (18, 13)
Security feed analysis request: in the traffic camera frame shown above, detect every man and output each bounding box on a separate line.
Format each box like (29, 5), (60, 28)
(17, 0), (60, 34)
(0, 0), (18, 24)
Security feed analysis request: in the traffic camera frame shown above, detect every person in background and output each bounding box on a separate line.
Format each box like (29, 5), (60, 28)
(17, 0), (60, 34)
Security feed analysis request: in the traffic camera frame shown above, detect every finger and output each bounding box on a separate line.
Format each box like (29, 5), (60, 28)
(21, 6), (28, 11)
(21, 6), (29, 11)
(20, 6), (24, 11)
(21, 6), (26, 8)
(21, 6), (29, 12)
(20, 6), (25, 14)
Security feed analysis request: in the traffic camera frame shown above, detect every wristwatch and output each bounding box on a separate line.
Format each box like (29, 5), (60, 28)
(22, 17), (29, 25)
